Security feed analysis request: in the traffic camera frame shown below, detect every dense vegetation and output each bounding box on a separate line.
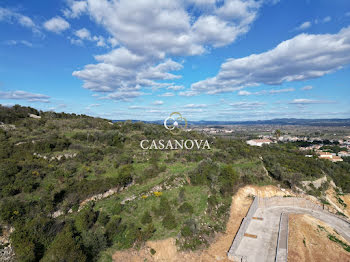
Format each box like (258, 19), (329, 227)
(0, 105), (350, 262)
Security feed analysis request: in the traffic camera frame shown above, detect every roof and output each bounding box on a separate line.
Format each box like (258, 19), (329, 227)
(318, 152), (332, 155)
(252, 139), (272, 143)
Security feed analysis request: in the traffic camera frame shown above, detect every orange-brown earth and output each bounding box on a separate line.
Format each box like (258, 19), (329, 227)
(288, 214), (350, 262)
(326, 187), (350, 218)
(112, 185), (291, 262)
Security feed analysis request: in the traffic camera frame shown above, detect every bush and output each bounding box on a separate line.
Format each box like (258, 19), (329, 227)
(105, 216), (122, 240)
(141, 211), (152, 224)
(42, 225), (86, 262)
(178, 202), (194, 214)
(81, 229), (108, 261)
(162, 212), (177, 230)
(97, 212), (110, 226)
(74, 206), (97, 232)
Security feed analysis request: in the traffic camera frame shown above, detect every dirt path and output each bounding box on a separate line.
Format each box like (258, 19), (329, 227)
(288, 214), (350, 262)
(112, 185), (291, 262)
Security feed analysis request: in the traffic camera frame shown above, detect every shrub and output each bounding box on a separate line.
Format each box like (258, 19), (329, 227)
(105, 216), (122, 240)
(162, 212), (177, 230)
(74, 206), (97, 232)
(42, 225), (86, 262)
(141, 211), (152, 224)
(97, 212), (110, 226)
(178, 202), (194, 214)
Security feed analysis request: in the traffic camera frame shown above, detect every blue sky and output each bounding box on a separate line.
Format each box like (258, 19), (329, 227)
(0, 0), (350, 121)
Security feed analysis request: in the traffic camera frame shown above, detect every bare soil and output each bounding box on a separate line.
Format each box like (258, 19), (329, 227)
(288, 214), (350, 262)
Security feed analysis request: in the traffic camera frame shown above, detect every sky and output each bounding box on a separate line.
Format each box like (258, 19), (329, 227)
(0, 0), (350, 121)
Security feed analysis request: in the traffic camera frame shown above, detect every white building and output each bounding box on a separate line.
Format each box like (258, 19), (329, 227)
(247, 139), (272, 147)
(339, 151), (350, 157)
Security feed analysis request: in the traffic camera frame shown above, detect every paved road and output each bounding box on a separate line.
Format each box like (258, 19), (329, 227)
(234, 206), (350, 262)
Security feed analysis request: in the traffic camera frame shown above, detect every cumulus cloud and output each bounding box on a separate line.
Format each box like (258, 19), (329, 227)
(0, 7), (40, 34)
(75, 28), (91, 39)
(43, 16), (70, 33)
(0, 90), (50, 103)
(67, 0), (275, 99)
(191, 26), (350, 94)
(63, 0), (88, 18)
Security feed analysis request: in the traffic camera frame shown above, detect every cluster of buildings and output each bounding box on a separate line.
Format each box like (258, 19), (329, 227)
(246, 135), (350, 163)
(317, 151), (344, 162)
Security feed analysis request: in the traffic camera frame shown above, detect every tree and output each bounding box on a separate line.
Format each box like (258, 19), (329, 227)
(42, 225), (86, 262)
(274, 129), (282, 140)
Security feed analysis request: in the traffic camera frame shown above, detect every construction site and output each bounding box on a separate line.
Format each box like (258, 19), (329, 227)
(227, 196), (350, 262)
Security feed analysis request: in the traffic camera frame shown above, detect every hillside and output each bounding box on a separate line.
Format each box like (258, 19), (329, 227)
(1, 105), (350, 262)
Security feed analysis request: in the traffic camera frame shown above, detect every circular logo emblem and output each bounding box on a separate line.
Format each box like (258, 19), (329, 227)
(164, 112), (187, 134)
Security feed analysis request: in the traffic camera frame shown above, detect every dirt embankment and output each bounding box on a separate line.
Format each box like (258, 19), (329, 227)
(326, 187), (350, 218)
(288, 214), (350, 262)
(112, 185), (291, 262)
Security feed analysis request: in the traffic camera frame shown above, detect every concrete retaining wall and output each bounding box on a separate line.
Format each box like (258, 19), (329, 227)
(275, 213), (289, 262)
(227, 197), (258, 261)
(259, 197), (323, 211)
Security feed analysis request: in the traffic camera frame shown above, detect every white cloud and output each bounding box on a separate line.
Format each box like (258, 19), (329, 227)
(70, 38), (83, 46)
(0, 90), (50, 103)
(289, 99), (335, 104)
(301, 85), (313, 91)
(5, 40), (33, 47)
(238, 88), (294, 95)
(152, 100), (164, 105)
(229, 101), (266, 109)
(269, 88), (295, 94)
(158, 92), (175, 97)
(85, 103), (100, 110)
(323, 16), (331, 23)
(346, 12), (350, 17)
(43, 16), (70, 33)
(0, 7), (40, 34)
(63, 1), (88, 18)
(75, 28), (91, 39)
(238, 90), (252, 96)
(296, 21), (311, 30)
(167, 85), (185, 91)
(192, 26), (350, 94)
(107, 37), (118, 47)
(179, 90), (199, 97)
(183, 104), (207, 108)
(68, 0), (276, 100)
(93, 35), (107, 47)
(103, 90), (144, 101)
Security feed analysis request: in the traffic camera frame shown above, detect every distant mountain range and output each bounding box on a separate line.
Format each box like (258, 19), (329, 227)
(113, 118), (350, 126)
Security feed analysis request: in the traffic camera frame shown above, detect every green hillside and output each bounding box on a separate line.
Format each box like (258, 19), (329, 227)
(1, 105), (350, 262)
